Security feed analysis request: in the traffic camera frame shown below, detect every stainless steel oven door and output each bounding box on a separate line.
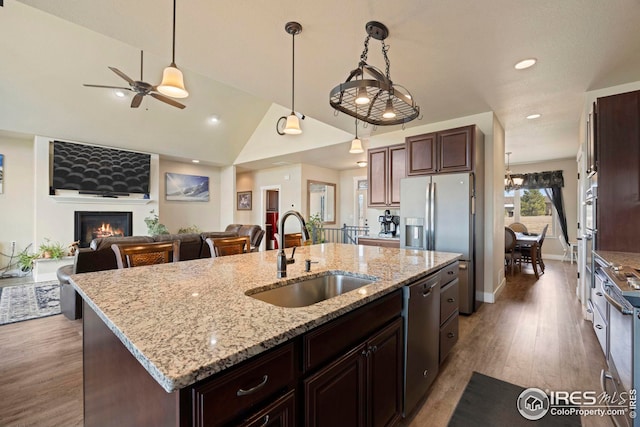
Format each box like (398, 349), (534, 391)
(585, 196), (596, 232)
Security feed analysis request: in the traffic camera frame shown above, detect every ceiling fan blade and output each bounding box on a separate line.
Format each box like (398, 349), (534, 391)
(150, 92), (186, 109)
(131, 94), (144, 108)
(108, 67), (135, 84)
(83, 84), (131, 90)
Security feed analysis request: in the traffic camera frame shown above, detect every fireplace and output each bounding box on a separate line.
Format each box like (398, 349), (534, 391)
(74, 211), (133, 248)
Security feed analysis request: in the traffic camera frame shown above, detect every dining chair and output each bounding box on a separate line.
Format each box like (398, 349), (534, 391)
(504, 227), (522, 275)
(520, 224), (548, 274)
(111, 240), (180, 269)
(205, 236), (250, 257)
(508, 222), (528, 233)
(274, 232), (307, 248)
(558, 233), (578, 264)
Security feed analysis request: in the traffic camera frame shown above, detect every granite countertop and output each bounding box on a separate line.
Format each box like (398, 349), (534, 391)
(70, 243), (460, 393)
(594, 250), (640, 270)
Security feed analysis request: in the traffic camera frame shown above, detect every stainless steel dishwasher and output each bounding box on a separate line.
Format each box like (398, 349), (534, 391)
(403, 271), (440, 417)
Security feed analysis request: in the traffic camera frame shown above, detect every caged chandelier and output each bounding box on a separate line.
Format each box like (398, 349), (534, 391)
(329, 21), (420, 126)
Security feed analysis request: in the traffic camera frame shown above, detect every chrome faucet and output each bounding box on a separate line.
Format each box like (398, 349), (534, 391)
(277, 210), (310, 278)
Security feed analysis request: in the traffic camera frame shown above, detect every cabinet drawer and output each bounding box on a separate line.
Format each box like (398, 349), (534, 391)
(303, 290), (403, 372)
(592, 303), (608, 356)
(440, 261), (459, 287)
(440, 278), (459, 325)
(592, 274), (608, 321)
(192, 342), (297, 427)
(238, 389), (296, 427)
(439, 313), (459, 364)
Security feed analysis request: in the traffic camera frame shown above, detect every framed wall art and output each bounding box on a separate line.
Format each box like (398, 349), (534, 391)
(237, 191), (252, 210)
(165, 173), (209, 202)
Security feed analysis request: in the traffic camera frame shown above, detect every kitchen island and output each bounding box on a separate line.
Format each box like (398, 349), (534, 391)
(71, 243), (460, 426)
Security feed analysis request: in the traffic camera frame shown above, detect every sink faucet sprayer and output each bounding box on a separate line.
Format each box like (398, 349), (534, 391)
(277, 210), (310, 278)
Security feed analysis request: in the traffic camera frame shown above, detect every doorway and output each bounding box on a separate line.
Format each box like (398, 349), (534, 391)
(354, 177), (368, 228)
(262, 186), (280, 250)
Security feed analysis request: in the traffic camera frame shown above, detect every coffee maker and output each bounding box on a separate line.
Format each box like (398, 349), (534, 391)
(378, 209), (400, 237)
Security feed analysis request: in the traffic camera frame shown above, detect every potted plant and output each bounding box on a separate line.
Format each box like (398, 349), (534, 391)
(306, 213), (324, 244)
(144, 210), (169, 236)
(17, 249), (39, 272)
(38, 238), (66, 259)
(177, 225), (201, 234)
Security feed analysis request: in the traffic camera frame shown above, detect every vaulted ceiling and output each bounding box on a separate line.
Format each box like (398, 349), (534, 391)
(2, 0), (640, 168)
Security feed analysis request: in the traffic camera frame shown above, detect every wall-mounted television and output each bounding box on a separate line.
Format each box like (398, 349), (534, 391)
(51, 140), (151, 196)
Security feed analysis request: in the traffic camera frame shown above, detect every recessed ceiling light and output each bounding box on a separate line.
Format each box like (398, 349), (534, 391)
(192, 159), (200, 163)
(208, 115), (219, 124)
(114, 89), (126, 98)
(526, 113), (541, 120)
(514, 58), (537, 70)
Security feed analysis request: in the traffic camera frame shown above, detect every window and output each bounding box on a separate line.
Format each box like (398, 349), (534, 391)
(504, 188), (555, 236)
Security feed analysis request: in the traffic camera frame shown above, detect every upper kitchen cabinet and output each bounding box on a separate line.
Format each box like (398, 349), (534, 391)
(368, 144), (406, 208)
(596, 90), (640, 252)
(406, 125), (481, 176)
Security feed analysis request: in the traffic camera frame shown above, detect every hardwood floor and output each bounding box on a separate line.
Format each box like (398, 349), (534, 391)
(404, 260), (611, 427)
(0, 314), (83, 427)
(0, 260), (610, 426)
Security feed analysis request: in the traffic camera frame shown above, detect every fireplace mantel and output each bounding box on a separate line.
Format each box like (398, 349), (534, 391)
(50, 195), (151, 205)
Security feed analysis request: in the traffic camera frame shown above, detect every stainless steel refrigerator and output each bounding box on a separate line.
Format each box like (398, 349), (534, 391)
(400, 173), (479, 314)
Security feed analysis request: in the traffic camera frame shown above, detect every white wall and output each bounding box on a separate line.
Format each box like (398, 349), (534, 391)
(158, 160), (222, 233)
(0, 134), (35, 265)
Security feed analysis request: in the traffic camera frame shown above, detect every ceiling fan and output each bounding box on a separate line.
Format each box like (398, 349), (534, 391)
(83, 51), (186, 109)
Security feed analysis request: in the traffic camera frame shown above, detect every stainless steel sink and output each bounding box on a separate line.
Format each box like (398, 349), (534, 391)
(247, 272), (377, 308)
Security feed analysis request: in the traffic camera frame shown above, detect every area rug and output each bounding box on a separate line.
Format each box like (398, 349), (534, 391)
(0, 281), (61, 325)
(448, 372), (581, 427)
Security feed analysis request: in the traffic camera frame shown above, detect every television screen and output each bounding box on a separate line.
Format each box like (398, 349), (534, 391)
(51, 140), (150, 195)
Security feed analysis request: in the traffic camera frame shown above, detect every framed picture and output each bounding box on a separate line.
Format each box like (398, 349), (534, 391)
(0, 154), (3, 194)
(237, 191), (252, 210)
(165, 173), (209, 202)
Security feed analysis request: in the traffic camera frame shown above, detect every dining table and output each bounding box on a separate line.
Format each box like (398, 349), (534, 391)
(515, 232), (544, 279)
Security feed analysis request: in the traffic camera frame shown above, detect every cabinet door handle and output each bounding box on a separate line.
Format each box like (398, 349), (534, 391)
(595, 324), (603, 330)
(447, 297), (455, 303)
(362, 349), (370, 357)
(447, 332), (455, 338)
(237, 375), (269, 396)
(596, 292), (603, 297)
(370, 345), (378, 353)
(258, 414), (270, 427)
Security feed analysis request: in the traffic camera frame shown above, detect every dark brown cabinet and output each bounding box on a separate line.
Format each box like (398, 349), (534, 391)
(596, 90), (640, 252)
(368, 144), (406, 208)
(406, 125), (476, 176)
(439, 262), (459, 364)
(239, 390), (296, 427)
(304, 318), (403, 427)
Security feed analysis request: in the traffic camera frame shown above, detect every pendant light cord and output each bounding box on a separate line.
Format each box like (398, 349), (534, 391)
(171, 0), (177, 65)
(291, 30), (296, 114)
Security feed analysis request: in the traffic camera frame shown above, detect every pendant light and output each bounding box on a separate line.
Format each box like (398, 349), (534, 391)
(505, 152), (523, 189)
(349, 105), (364, 153)
(282, 22), (302, 135)
(157, 0), (188, 99)
(330, 21), (419, 126)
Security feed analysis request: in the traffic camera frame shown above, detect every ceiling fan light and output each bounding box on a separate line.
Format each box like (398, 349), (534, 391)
(158, 64), (189, 98)
(355, 87), (370, 105)
(382, 98), (396, 119)
(349, 138), (364, 154)
(283, 113), (302, 134)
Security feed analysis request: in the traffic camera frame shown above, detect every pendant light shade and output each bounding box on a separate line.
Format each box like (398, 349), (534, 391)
(349, 138), (364, 153)
(158, 0), (188, 99)
(278, 22), (303, 135)
(382, 98), (396, 119)
(158, 63), (188, 98)
(284, 113), (302, 134)
(355, 86), (370, 105)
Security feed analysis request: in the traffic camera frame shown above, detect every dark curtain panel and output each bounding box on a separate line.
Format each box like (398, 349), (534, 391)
(513, 170), (568, 243)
